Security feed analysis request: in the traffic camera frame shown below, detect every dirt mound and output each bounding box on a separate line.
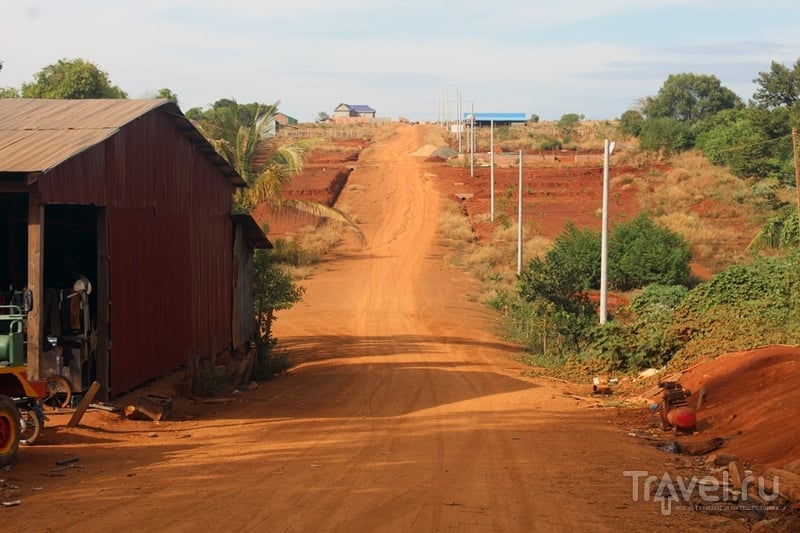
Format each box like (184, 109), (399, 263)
(676, 345), (800, 468)
(430, 147), (458, 159)
(412, 143), (441, 157)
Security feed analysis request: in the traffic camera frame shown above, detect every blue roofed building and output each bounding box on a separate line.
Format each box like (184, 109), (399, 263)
(334, 103), (376, 119)
(463, 112), (528, 127)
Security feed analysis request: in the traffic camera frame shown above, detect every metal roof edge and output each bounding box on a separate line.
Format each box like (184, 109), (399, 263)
(231, 213), (272, 249)
(39, 127), (121, 174)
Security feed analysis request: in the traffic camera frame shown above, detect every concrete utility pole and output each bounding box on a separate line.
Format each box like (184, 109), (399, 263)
(517, 150), (523, 275)
(457, 90), (462, 153)
(490, 120), (495, 222)
(470, 103), (475, 178)
(599, 139), (614, 324)
(446, 88), (450, 129)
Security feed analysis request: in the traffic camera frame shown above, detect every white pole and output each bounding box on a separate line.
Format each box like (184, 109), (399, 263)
(600, 139), (610, 324)
(470, 103), (475, 178)
(457, 90), (462, 153)
(517, 149), (523, 275)
(490, 120), (495, 222)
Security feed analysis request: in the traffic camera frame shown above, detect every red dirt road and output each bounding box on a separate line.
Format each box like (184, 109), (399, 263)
(3, 124), (750, 531)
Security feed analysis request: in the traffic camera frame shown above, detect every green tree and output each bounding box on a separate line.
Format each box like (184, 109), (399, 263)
(517, 222), (600, 351)
(643, 73), (742, 122)
(21, 58), (127, 99)
(618, 109), (643, 137)
(316, 111), (330, 122)
(0, 87), (19, 98)
(156, 88), (179, 103)
(557, 113), (581, 136)
(695, 108), (789, 180)
(548, 222), (602, 290)
(253, 247), (305, 341)
(195, 99), (363, 240)
(608, 213), (691, 291)
(528, 114), (540, 123)
(698, 105), (795, 181)
(752, 58), (800, 109)
(637, 117), (695, 153)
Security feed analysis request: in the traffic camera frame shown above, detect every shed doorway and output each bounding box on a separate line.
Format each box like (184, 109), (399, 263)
(41, 204), (100, 392)
(0, 196), (108, 397)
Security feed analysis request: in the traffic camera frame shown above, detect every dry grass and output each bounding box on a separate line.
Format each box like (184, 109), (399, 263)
(523, 234), (553, 260)
(436, 202), (476, 245)
(633, 150), (775, 270)
(295, 224), (344, 261)
(459, 120), (622, 154)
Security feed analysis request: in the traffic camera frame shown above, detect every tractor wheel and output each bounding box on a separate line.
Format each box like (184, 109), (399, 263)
(0, 395), (21, 466)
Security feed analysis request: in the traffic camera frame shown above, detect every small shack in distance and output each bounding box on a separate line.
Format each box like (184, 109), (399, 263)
(463, 112), (528, 127)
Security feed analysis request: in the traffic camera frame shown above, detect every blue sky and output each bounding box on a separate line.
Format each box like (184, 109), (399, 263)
(1, 1), (797, 122)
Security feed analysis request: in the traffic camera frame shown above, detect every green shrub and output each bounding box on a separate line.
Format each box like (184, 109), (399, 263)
(251, 339), (292, 381)
(538, 136), (562, 151)
(619, 110), (644, 137)
(608, 213), (691, 290)
(638, 117), (695, 153)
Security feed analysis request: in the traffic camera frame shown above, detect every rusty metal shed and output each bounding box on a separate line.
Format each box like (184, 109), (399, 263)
(0, 98), (263, 398)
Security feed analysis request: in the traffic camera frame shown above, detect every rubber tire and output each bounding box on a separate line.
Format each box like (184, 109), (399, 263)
(43, 375), (73, 410)
(0, 395), (21, 467)
(19, 407), (43, 445)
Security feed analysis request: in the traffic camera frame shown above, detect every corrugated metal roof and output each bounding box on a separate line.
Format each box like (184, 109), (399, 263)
(463, 112), (528, 122)
(350, 104), (375, 113)
(0, 99), (245, 185)
(231, 213), (272, 249)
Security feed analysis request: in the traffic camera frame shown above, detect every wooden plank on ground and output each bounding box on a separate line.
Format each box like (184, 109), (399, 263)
(68, 381), (101, 428)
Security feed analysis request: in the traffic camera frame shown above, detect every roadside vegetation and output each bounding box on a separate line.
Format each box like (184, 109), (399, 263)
(437, 57), (800, 380)
(6, 56), (799, 384)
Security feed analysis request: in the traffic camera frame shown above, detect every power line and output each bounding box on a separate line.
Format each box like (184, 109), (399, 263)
(713, 133), (793, 153)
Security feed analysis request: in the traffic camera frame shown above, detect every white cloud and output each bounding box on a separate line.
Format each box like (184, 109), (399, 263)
(2, 1), (797, 121)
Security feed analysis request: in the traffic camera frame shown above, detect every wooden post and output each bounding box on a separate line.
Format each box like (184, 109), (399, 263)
(26, 193), (43, 380)
(68, 380), (101, 427)
(793, 128), (799, 223)
(95, 207), (110, 401)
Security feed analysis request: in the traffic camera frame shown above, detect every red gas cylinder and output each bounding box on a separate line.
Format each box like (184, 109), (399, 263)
(667, 406), (697, 429)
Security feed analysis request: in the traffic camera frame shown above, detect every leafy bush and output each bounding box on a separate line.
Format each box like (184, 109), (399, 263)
(538, 136), (562, 151)
(748, 206), (799, 251)
(695, 108), (784, 180)
(251, 339), (292, 381)
(638, 118), (695, 153)
(557, 113), (581, 136)
(517, 223), (601, 354)
(608, 213), (691, 290)
(618, 110), (644, 137)
(666, 252), (800, 364)
(511, 215), (692, 368)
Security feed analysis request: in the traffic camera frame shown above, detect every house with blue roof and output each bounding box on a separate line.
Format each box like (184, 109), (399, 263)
(334, 103), (376, 119)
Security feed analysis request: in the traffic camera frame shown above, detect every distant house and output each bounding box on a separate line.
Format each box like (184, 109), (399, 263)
(264, 112), (299, 137)
(333, 103), (376, 119)
(274, 112), (298, 127)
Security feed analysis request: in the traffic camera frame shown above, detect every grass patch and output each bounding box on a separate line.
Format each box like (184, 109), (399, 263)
(437, 202), (475, 243)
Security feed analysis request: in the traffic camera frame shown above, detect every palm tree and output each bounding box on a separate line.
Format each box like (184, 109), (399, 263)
(196, 100), (363, 241)
(747, 206), (799, 252)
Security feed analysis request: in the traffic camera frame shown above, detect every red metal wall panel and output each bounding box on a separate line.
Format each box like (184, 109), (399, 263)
(36, 107), (237, 395)
(108, 209), (192, 394)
